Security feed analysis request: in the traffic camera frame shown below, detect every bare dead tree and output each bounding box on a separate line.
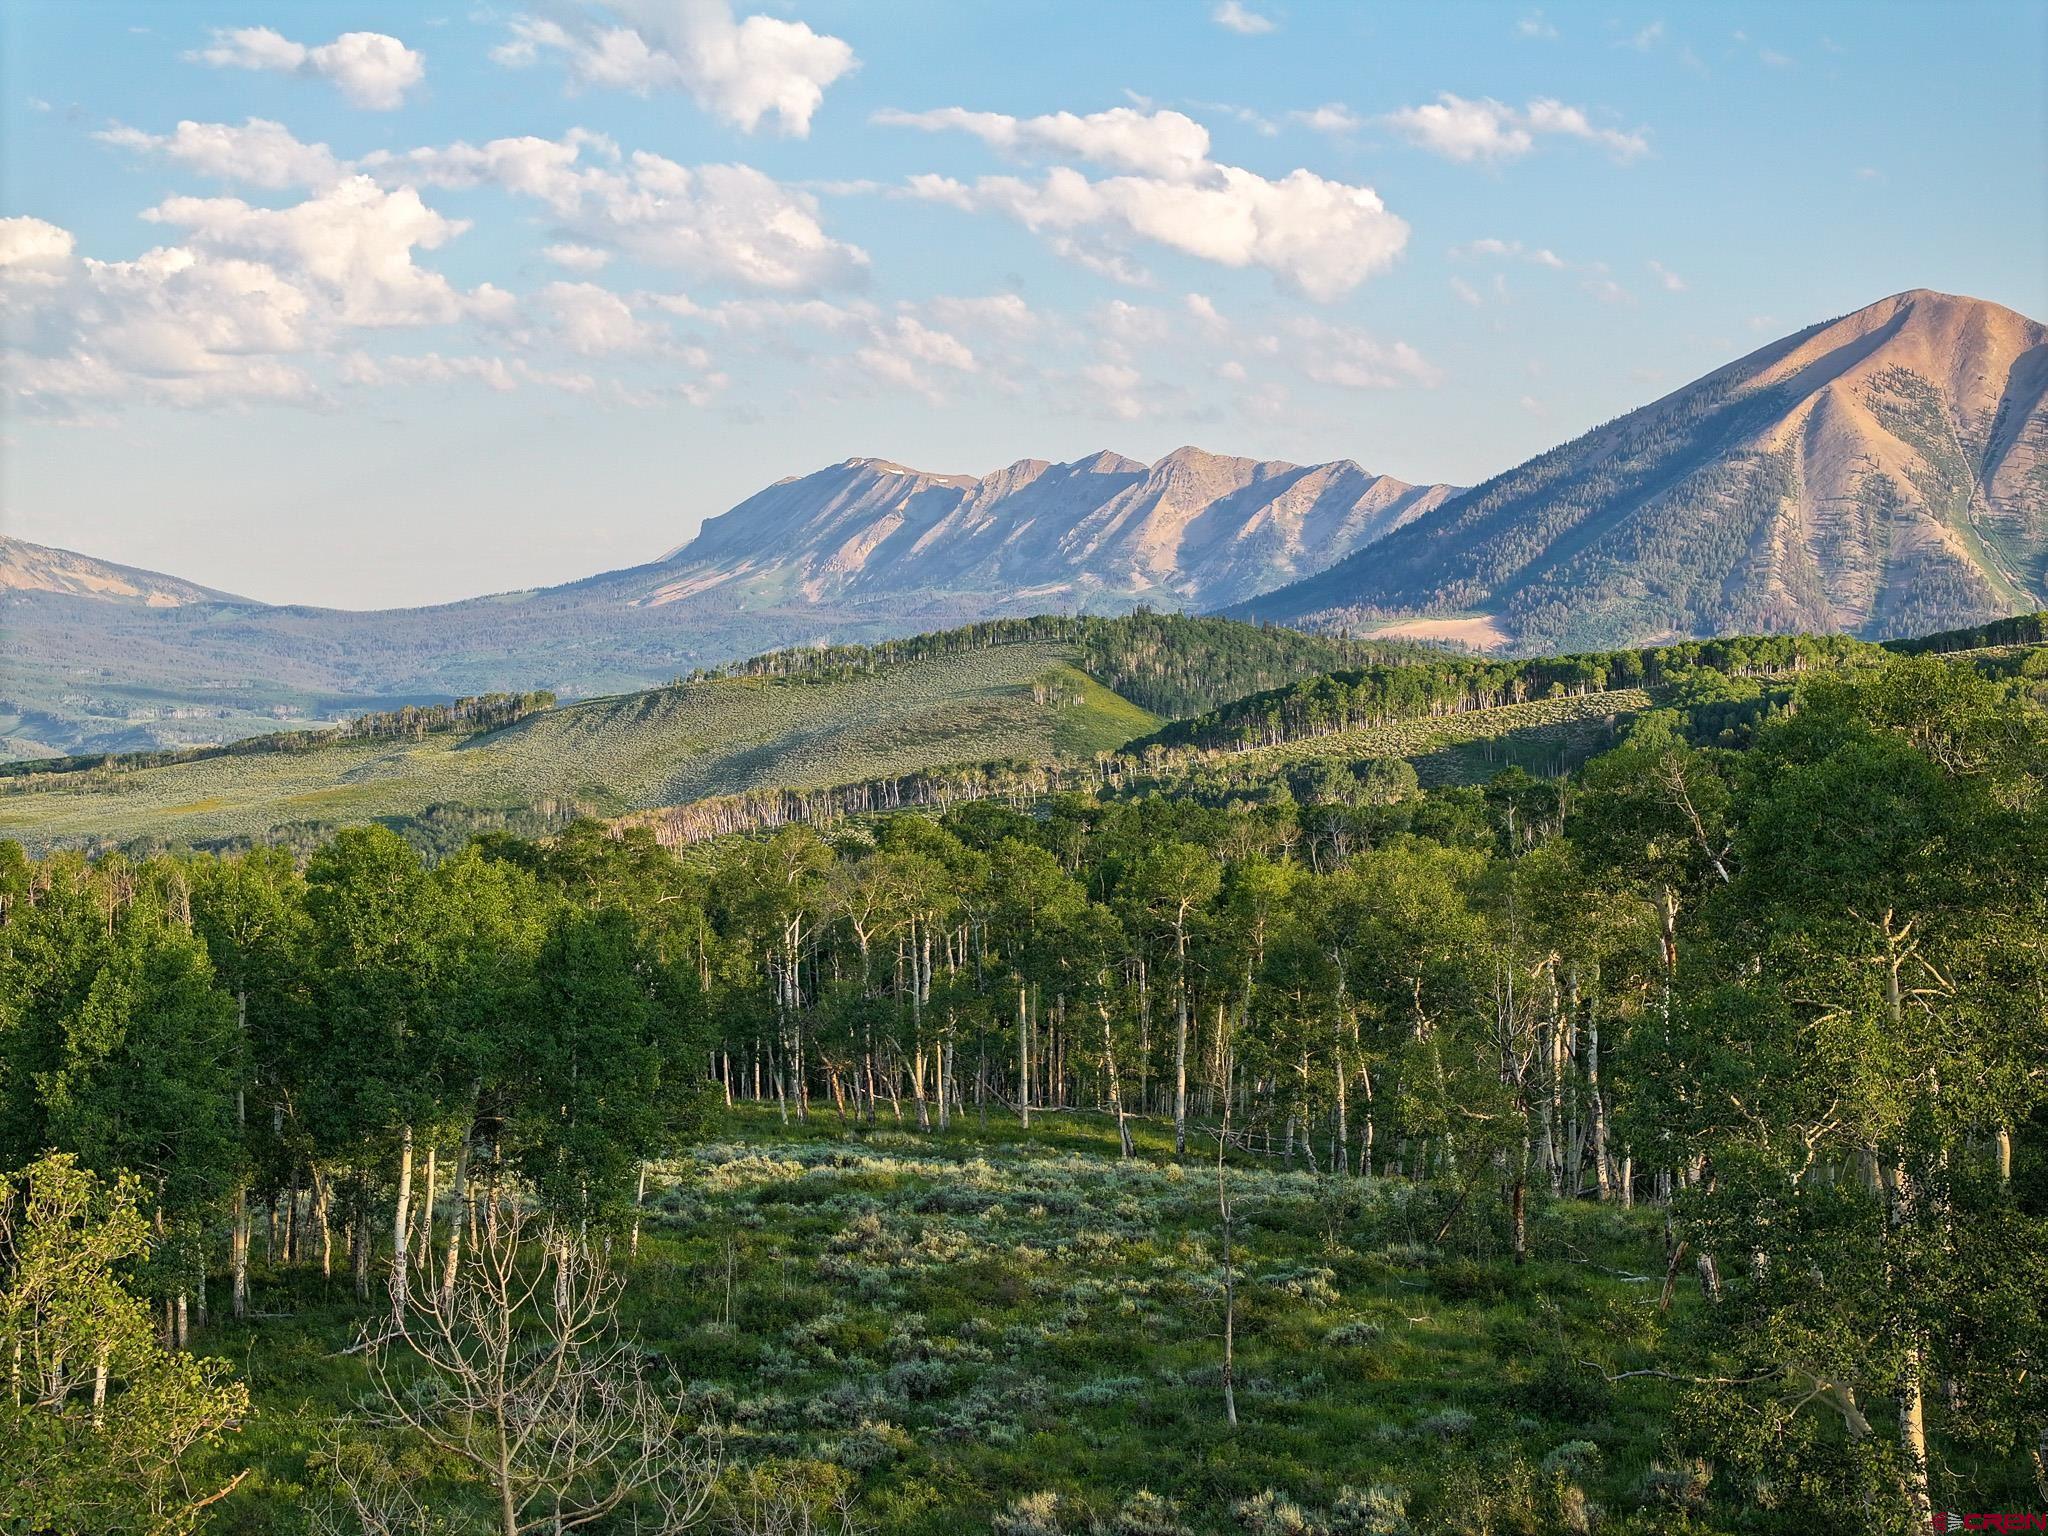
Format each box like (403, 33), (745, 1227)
(338, 1200), (717, 1536)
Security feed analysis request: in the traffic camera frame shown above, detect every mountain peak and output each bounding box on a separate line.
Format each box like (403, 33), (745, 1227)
(1242, 290), (2048, 651)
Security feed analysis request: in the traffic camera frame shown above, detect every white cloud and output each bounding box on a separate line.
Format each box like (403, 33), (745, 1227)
(343, 350), (598, 395)
(1581, 271), (1633, 305)
(874, 106), (1213, 181)
(1076, 360), (1147, 420)
(1288, 315), (1441, 389)
(190, 27), (424, 110)
(1291, 104), (1363, 135)
(365, 133), (869, 292)
(491, 0), (854, 137)
(539, 280), (658, 354)
(925, 292), (1037, 339)
(1517, 11), (1558, 39)
(1521, 98), (1650, 160)
(1647, 259), (1685, 291)
(1449, 276), (1482, 306)
(542, 243), (613, 272)
(97, 118), (344, 190)
(1382, 95), (1530, 163)
(1381, 93), (1647, 164)
(1620, 20), (1665, 51)
(1454, 237), (1566, 268)
(1211, 2), (1276, 35)
(0, 217), (78, 287)
(886, 111), (1408, 300)
(142, 176), (476, 326)
(853, 315), (977, 400)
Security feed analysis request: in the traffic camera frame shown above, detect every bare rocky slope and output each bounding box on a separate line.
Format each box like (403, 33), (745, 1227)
(1237, 290), (2048, 651)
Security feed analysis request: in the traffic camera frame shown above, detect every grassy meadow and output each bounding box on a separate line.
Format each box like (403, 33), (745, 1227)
(0, 646), (1159, 851)
(206, 1107), (1712, 1536)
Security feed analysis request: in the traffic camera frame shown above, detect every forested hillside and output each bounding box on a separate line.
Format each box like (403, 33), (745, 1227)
(3, 639), (2045, 1533)
(0, 615), (1440, 855)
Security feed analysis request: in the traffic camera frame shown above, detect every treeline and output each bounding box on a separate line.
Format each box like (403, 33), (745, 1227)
(1132, 631), (1885, 754)
(0, 691), (556, 784)
(1884, 609), (2048, 654)
(684, 610), (1440, 718)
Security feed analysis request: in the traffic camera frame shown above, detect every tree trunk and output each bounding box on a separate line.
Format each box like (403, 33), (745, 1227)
(1897, 1341), (1933, 1523)
(441, 1117), (474, 1300)
(1100, 1002), (1133, 1159)
(390, 1124), (415, 1320)
(417, 1144), (436, 1267)
(1589, 1013), (1609, 1202)
(630, 1163), (647, 1258)
(1018, 986), (1032, 1129)
(1173, 929), (1190, 1157)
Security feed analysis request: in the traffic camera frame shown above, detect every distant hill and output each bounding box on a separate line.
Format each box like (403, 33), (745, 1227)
(3, 448), (1454, 757)
(0, 613), (1430, 853)
(1238, 290), (2048, 651)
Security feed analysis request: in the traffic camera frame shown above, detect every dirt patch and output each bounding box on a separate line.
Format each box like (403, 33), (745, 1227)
(1368, 614), (1513, 650)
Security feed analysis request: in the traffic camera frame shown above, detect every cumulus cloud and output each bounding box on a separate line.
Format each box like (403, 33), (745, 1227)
(1211, 2), (1276, 35)
(141, 177), (478, 327)
(0, 174), (524, 412)
(883, 108), (1408, 300)
(1647, 259), (1685, 291)
(1381, 93), (1646, 163)
(0, 216), (78, 287)
(97, 118), (344, 190)
(364, 132), (869, 292)
(874, 106), (1212, 181)
(491, 0), (854, 137)
(190, 27), (424, 110)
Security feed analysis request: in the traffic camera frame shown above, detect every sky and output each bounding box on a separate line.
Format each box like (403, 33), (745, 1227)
(2, 1), (2043, 609)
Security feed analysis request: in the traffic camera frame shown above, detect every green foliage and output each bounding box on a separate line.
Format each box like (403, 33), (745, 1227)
(0, 1154), (250, 1535)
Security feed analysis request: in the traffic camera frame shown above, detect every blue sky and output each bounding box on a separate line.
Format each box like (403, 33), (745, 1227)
(3, 0), (2043, 608)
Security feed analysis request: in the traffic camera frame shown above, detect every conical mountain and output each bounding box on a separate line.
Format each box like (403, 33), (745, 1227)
(1238, 290), (2048, 650)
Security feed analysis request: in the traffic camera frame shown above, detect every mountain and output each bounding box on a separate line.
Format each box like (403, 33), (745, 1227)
(2, 448), (1452, 757)
(653, 447), (1455, 612)
(1238, 290), (2048, 651)
(0, 536), (247, 607)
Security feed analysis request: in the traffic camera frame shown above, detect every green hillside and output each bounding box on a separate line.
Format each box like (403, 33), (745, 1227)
(0, 645), (1159, 852)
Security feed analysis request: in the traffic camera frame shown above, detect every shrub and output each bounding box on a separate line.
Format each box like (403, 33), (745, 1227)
(1641, 1457), (1712, 1511)
(1324, 1319), (1383, 1348)
(994, 1491), (1069, 1536)
(1107, 1490), (1192, 1536)
(1330, 1484), (1410, 1536)
(1232, 1490), (1326, 1536)
(1414, 1407), (1475, 1440)
(1540, 1441), (1602, 1481)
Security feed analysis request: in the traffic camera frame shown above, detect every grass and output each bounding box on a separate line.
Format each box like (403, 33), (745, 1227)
(0, 645), (1163, 851)
(200, 1107), (1718, 1536)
